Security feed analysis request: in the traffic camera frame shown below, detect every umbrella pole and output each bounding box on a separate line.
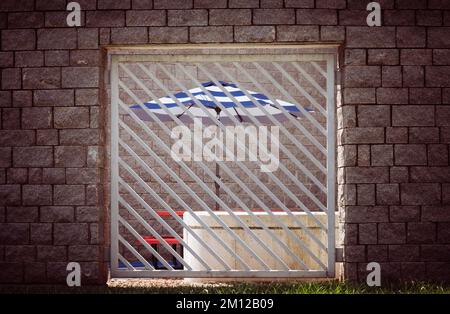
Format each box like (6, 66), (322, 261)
(215, 162), (220, 211)
(214, 108), (221, 211)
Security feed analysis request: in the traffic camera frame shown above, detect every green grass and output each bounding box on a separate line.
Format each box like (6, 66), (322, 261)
(1, 281), (450, 294)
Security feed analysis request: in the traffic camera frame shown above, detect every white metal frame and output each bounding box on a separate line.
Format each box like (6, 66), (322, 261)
(109, 45), (337, 279)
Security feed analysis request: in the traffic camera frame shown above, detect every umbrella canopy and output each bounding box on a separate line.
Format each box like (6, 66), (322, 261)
(129, 81), (312, 124)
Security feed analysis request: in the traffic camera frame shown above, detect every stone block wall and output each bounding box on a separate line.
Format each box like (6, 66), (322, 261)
(0, 0), (449, 284)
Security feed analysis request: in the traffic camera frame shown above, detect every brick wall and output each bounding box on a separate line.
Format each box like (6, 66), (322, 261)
(337, 1), (450, 283)
(0, 0), (449, 284)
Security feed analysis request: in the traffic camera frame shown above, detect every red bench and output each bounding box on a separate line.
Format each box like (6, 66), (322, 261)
(141, 236), (179, 245)
(139, 211), (184, 269)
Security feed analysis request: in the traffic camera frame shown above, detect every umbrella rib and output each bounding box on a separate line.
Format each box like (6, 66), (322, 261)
(233, 106), (244, 122)
(266, 103), (299, 119)
(176, 103), (194, 119)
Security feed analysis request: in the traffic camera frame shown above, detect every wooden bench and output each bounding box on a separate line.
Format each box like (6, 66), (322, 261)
(139, 211), (184, 269)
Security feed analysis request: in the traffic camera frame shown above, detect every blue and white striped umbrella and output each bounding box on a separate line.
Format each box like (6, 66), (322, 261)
(129, 81), (312, 124)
